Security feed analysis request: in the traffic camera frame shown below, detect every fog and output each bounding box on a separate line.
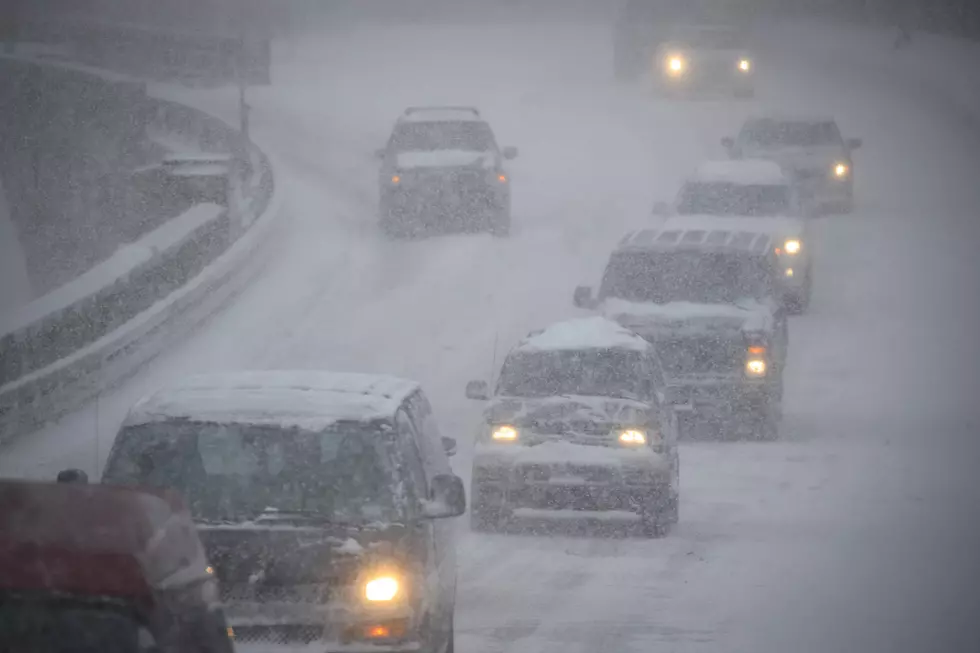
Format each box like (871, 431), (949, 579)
(1, 1), (979, 652)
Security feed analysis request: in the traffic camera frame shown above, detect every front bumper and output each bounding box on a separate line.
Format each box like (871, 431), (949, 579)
(667, 380), (775, 419)
(471, 457), (669, 516)
(794, 170), (852, 204)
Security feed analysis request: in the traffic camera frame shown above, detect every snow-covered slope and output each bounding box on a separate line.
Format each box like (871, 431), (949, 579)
(1, 19), (977, 653)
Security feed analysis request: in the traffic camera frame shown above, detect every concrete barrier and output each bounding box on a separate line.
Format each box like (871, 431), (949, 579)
(0, 55), (280, 442)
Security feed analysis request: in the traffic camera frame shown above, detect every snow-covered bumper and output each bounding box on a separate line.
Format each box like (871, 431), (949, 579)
(471, 441), (670, 519)
(380, 169), (509, 227)
(221, 587), (423, 652)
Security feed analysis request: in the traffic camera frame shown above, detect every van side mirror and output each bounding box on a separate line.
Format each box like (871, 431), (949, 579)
(465, 380), (490, 400)
(441, 436), (458, 457)
(502, 146), (518, 160)
(846, 137), (862, 150)
(422, 474), (466, 519)
(573, 285), (595, 309)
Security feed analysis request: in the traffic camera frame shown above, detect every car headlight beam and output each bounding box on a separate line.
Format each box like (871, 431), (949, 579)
(738, 58), (751, 72)
(833, 162), (849, 178)
(491, 425), (518, 442)
(745, 359), (767, 377)
(617, 429), (647, 445)
(666, 54), (685, 75)
(365, 576), (400, 602)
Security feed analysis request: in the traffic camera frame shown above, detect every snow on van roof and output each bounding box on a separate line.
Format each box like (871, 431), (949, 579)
(124, 371), (419, 430)
(515, 317), (649, 353)
(691, 159), (788, 185)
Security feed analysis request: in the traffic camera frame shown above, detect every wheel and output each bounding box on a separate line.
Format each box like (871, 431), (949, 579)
(639, 488), (673, 538)
(755, 398), (782, 441)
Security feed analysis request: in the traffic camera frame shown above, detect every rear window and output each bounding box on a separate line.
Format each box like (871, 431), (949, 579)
(677, 181), (792, 216)
(102, 422), (402, 525)
(0, 599), (148, 653)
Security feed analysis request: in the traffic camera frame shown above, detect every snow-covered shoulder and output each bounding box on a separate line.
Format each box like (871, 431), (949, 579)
(123, 371), (419, 430)
(395, 149), (495, 169)
(663, 214), (804, 238)
(516, 316), (650, 353)
(691, 159), (789, 186)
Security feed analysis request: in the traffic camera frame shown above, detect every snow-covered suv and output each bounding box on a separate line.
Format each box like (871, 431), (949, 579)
(722, 115), (862, 213)
(99, 372), (466, 653)
(653, 159), (814, 313)
(375, 106), (518, 237)
(464, 317), (680, 537)
(574, 227), (789, 440)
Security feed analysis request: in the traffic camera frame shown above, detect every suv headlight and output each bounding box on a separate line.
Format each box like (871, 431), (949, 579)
(745, 345), (768, 378)
(833, 162), (849, 178)
(783, 238), (801, 255)
(616, 429), (647, 445)
(491, 425), (518, 442)
(738, 58), (751, 72)
(365, 575), (400, 602)
(665, 54), (685, 75)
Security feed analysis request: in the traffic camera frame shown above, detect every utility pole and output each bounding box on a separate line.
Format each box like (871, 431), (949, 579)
(237, 0), (251, 140)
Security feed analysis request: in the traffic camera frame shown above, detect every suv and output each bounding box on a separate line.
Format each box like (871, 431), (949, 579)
(722, 115), (862, 213)
(0, 480), (233, 653)
(375, 106), (518, 237)
(97, 372), (466, 653)
(464, 316), (680, 537)
(654, 24), (754, 97)
(573, 227), (788, 440)
(653, 159), (814, 313)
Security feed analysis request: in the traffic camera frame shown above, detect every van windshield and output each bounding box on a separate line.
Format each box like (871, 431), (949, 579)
(102, 422), (402, 525)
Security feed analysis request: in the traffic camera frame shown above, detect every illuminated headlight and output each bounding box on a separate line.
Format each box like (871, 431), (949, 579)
(616, 429), (647, 445)
(390, 174), (401, 185)
(365, 576), (400, 602)
(738, 59), (751, 72)
(833, 162), (849, 178)
(491, 425), (518, 442)
(785, 267), (795, 277)
(745, 359), (767, 377)
(783, 239), (801, 255)
(666, 55), (685, 75)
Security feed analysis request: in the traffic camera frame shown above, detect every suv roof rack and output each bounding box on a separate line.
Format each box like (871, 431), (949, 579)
(403, 106), (481, 117)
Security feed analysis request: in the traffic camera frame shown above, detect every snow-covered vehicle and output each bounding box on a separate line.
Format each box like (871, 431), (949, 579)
(97, 372), (466, 653)
(654, 24), (754, 97)
(653, 159), (814, 313)
(464, 317), (680, 537)
(722, 115), (862, 213)
(375, 106), (518, 238)
(0, 479), (233, 653)
(573, 227), (788, 440)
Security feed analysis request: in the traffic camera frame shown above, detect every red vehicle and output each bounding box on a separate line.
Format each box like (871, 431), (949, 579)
(0, 480), (235, 653)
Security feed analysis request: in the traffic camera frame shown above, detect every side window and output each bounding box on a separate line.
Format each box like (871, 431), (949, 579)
(395, 410), (428, 501)
(647, 352), (667, 390)
(405, 392), (450, 475)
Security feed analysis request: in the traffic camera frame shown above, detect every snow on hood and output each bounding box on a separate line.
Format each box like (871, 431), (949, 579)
(664, 214), (804, 239)
(485, 394), (652, 432)
(601, 298), (773, 335)
(395, 149), (495, 170)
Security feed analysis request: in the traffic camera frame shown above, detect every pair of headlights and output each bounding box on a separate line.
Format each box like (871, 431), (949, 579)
(664, 55), (751, 75)
(491, 425), (649, 446)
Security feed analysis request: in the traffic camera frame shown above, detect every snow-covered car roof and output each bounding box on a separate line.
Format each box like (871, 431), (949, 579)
(662, 214), (803, 238)
(617, 225), (775, 256)
(515, 317), (650, 353)
(690, 159), (789, 186)
(123, 371), (420, 430)
(399, 106), (484, 123)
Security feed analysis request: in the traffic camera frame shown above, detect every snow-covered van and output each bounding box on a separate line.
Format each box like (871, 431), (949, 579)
(0, 480), (233, 653)
(722, 115), (862, 213)
(654, 159), (814, 313)
(375, 106), (518, 237)
(96, 372), (466, 653)
(464, 317), (680, 537)
(573, 227), (788, 440)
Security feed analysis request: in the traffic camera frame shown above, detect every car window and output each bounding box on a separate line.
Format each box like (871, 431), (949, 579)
(395, 409), (429, 501)
(677, 181), (793, 216)
(389, 120), (496, 152)
(406, 391), (450, 475)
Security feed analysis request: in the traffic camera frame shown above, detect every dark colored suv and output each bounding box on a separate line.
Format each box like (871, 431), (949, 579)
(98, 371), (466, 653)
(376, 106), (517, 237)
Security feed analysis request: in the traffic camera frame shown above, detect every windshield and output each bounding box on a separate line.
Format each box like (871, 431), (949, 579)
(497, 349), (647, 399)
(389, 120), (496, 152)
(101, 422), (400, 524)
(600, 250), (774, 304)
(740, 120), (842, 148)
(677, 182), (793, 216)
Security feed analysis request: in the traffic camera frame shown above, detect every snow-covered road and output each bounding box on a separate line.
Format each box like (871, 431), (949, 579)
(2, 22), (978, 652)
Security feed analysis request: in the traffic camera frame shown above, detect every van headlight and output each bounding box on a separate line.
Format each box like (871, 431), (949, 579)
(665, 54), (685, 76)
(745, 359), (767, 377)
(365, 576), (400, 602)
(738, 58), (751, 72)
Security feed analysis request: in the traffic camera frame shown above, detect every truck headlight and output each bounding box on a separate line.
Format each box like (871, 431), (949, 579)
(365, 576), (400, 602)
(616, 429), (647, 445)
(783, 239), (801, 255)
(491, 425), (518, 442)
(738, 58), (751, 72)
(833, 162), (849, 178)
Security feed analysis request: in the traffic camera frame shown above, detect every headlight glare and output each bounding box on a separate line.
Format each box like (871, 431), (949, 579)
(365, 576), (400, 602)
(738, 59), (751, 72)
(617, 429), (647, 445)
(491, 425), (518, 442)
(666, 55), (685, 75)
(783, 239), (801, 255)
(833, 162), (849, 178)
(745, 359), (767, 377)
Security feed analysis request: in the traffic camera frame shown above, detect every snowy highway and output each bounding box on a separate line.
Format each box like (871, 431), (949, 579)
(2, 21), (979, 653)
